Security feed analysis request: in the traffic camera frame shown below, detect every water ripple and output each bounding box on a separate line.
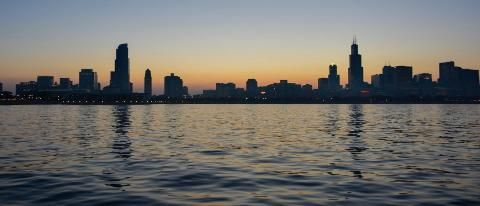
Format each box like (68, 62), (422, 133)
(0, 104), (479, 205)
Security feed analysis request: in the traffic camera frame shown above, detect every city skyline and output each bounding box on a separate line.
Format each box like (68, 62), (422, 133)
(1, 0), (480, 94)
(5, 40), (479, 97)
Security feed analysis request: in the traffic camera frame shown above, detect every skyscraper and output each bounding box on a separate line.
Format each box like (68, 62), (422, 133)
(459, 68), (479, 96)
(36, 76), (54, 90)
(380, 65), (413, 96)
(246, 79), (258, 98)
(79, 69), (98, 92)
(216, 83), (236, 98)
(414, 73), (434, 96)
(144, 68), (152, 97)
(318, 78), (329, 92)
(164, 73), (185, 98)
(328, 64), (340, 92)
(347, 37), (364, 92)
(59, 78), (72, 89)
(16, 81), (37, 95)
(105, 43), (132, 94)
(0, 82), (3, 93)
(382, 66), (412, 87)
(438, 61), (480, 96)
(301, 84), (313, 98)
(439, 61), (457, 88)
(371, 74), (383, 88)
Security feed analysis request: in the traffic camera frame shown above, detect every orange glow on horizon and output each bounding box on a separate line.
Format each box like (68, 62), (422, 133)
(0, 42), (478, 94)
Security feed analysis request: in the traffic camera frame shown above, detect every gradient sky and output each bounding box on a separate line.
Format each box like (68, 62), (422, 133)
(0, 0), (479, 94)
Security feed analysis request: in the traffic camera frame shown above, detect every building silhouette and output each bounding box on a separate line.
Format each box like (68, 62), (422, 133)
(37, 76), (54, 90)
(439, 61), (480, 96)
(144, 69), (152, 97)
(262, 80), (302, 99)
(371, 74), (383, 89)
(0, 82), (3, 93)
(216, 83), (236, 98)
(164, 73), (186, 98)
(384, 66), (412, 94)
(301, 84), (313, 98)
(16, 81), (37, 95)
(439, 61), (457, 88)
(370, 65), (414, 96)
(414, 73), (434, 96)
(59, 78), (73, 89)
(347, 37), (364, 92)
(318, 78), (329, 92)
(246, 79), (259, 98)
(183, 86), (189, 97)
(104, 44), (132, 94)
(5, 40), (480, 102)
(328, 64), (341, 92)
(459, 69), (480, 96)
(414, 73), (432, 85)
(79, 69), (99, 92)
(202, 89), (216, 98)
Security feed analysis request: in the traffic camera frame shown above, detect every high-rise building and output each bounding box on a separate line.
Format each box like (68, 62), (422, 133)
(439, 61), (457, 88)
(459, 68), (479, 96)
(105, 43), (132, 94)
(216, 83), (236, 98)
(371, 74), (383, 88)
(263, 80), (302, 99)
(37, 76), (54, 90)
(381, 65), (396, 89)
(347, 37), (364, 92)
(144, 69), (152, 97)
(414, 73), (434, 96)
(318, 78), (329, 91)
(301, 84), (313, 98)
(0, 82), (3, 93)
(182, 86), (189, 97)
(16, 81), (37, 95)
(328, 64), (340, 92)
(246, 79), (258, 98)
(79, 69), (98, 92)
(438, 61), (479, 96)
(164, 73), (185, 98)
(59, 78), (72, 89)
(383, 66), (412, 89)
(395, 66), (413, 86)
(376, 65), (413, 96)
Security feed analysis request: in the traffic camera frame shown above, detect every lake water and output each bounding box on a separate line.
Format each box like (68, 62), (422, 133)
(0, 104), (479, 205)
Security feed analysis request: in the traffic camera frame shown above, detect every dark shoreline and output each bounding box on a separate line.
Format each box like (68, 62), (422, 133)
(1, 99), (479, 105)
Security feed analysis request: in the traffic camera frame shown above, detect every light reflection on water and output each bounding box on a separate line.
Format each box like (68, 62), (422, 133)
(0, 104), (479, 205)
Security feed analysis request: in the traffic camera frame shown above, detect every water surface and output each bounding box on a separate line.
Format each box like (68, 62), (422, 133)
(0, 105), (479, 205)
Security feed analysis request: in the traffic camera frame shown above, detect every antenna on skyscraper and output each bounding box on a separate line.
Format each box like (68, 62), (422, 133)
(353, 35), (357, 44)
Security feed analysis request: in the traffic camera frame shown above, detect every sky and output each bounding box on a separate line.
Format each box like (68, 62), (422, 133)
(0, 0), (479, 94)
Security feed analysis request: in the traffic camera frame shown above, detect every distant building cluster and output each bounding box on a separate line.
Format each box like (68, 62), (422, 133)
(11, 43), (190, 101)
(197, 38), (479, 100)
(1, 38), (479, 103)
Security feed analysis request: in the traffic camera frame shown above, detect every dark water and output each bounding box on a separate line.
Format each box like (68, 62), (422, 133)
(0, 105), (479, 205)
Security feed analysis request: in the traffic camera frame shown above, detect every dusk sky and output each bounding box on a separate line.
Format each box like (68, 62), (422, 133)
(0, 0), (479, 94)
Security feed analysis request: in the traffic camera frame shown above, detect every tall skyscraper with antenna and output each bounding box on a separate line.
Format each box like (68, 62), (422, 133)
(347, 37), (364, 92)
